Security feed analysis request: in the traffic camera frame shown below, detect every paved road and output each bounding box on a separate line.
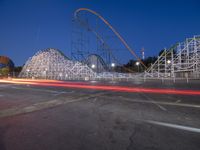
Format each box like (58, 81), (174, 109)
(0, 79), (200, 150)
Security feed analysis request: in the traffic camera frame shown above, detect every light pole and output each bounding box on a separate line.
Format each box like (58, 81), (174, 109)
(91, 64), (96, 69)
(45, 68), (48, 79)
(59, 73), (62, 80)
(26, 69), (30, 78)
(167, 60), (171, 77)
(136, 61), (140, 72)
(111, 63), (115, 71)
(111, 63), (115, 68)
(111, 63), (115, 80)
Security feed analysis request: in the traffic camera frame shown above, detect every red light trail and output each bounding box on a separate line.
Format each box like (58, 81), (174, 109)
(0, 79), (200, 96)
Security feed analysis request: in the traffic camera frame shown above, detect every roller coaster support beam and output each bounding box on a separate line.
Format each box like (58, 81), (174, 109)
(74, 8), (147, 69)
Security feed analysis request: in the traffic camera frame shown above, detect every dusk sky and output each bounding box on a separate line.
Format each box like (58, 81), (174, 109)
(0, 0), (200, 66)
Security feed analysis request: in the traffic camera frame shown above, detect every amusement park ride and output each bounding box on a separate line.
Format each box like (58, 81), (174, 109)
(19, 8), (200, 80)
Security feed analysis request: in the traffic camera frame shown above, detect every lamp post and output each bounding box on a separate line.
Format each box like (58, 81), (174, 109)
(167, 60), (171, 77)
(136, 61), (140, 72)
(26, 69), (30, 78)
(111, 63), (115, 71)
(111, 63), (115, 68)
(111, 63), (115, 80)
(59, 73), (62, 80)
(45, 68), (48, 79)
(91, 64), (96, 69)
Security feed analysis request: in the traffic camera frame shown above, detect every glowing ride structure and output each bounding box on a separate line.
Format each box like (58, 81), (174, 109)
(19, 8), (200, 80)
(19, 48), (139, 80)
(20, 8), (146, 80)
(145, 35), (200, 79)
(73, 8), (147, 69)
(19, 48), (96, 80)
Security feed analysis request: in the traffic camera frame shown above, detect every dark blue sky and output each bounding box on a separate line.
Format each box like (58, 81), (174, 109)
(0, 0), (200, 66)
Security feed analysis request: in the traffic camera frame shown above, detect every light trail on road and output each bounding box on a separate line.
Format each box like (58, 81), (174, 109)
(1, 79), (200, 95)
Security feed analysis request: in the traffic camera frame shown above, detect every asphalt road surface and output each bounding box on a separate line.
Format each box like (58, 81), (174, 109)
(0, 79), (200, 150)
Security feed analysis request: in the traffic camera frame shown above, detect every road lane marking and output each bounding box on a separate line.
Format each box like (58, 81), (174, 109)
(0, 92), (104, 118)
(139, 94), (167, 111)
(53, 91), (75, 96)
(154, 102), (167, 111)
(104, 96), (200, 109)
(0, 84), (11, 87)
(175, 100), (181, 103)
(11, 86), (71, 94)
(104, 96), (167, 111)
(146, 120), (200, 134)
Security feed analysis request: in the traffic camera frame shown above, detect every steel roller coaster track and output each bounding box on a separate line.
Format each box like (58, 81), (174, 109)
(74, 8), (147, 69)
